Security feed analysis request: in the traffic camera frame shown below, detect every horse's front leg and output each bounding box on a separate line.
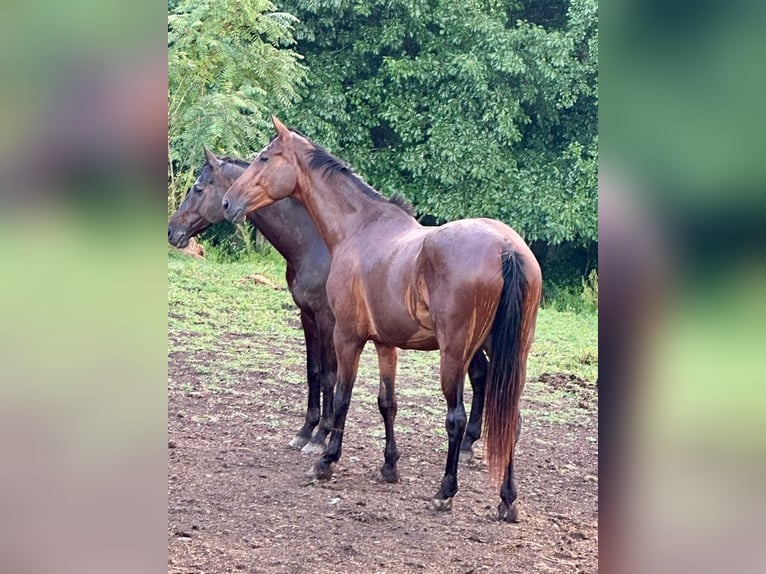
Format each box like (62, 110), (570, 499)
(309, 331), (364, 479)
(289, 309), (321, 450)
(431, 352), (467, 511)
(301, 307), (337, 455)
(375, 343), (400, 483)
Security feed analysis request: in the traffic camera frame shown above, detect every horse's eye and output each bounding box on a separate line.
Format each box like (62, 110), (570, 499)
(194, 186), (204, 194)
(260, 154), (269, 162)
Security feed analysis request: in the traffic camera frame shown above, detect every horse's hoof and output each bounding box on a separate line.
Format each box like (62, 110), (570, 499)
(497, 501), (520, 523)
(301, 441), (326, 455)
(308, 461), (335, 480)
(380, 465), (400, 483)
(289, 435), (310, 450)
(430, 497), (453, 512)
(458, 449), (474, 463)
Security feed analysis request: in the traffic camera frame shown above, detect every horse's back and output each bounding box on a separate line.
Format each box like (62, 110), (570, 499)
(422, 219), (509, 268)
(325, 217), (539, 349)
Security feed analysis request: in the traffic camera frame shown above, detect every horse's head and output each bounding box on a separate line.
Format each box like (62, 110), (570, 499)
(168, 148), (245, 248)
(223, 116), (301, 224)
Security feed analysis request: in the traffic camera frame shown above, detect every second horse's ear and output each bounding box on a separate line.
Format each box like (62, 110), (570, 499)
(203, 147), (219, 169)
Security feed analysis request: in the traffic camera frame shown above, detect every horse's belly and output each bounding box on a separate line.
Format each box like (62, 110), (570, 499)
(401, 329), (439, 351)
(370, 319), (437, 350)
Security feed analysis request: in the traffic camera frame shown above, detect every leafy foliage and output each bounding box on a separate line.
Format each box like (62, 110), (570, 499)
(166, 0), (598, 271)
(279, 0), (598, 245)
(168, 0), (306, 212)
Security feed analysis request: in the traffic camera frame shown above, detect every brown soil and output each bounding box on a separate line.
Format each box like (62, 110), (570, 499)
(168, 336), (597, 573)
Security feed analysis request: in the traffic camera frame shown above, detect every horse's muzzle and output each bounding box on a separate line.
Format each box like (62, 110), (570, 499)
(222, 199), (245, 224)
(168, 226), (189, 248)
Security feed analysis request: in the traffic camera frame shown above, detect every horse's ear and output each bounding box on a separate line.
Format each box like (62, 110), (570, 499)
(271, 116), (291, 140)
(203, 147), (219, 169)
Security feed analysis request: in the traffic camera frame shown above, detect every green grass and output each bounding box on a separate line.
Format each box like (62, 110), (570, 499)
(168, 248), (296, 340)
(168, 251), (598, 424)
(530, 309), (598, 382)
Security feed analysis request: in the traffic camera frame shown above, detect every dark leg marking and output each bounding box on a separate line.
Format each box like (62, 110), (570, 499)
(303, 309), (337, 454)
(431, 354), (467, 511)
(290, 310), (321, 450)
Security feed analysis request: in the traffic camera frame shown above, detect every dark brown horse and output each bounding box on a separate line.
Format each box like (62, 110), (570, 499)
(168, 149), (335, 454)
(169, 148), (490, 460)
(222, 117), (542, 522)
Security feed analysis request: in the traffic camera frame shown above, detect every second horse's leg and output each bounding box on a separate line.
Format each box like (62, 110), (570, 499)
(460, 351), (488, 462)
(289, 310), (321, 450)
(302, 308), (337, 454)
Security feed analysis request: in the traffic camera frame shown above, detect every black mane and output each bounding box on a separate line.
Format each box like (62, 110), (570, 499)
(198, 154), (249, 181)
(193, 155), (248, 190)
(305, 144), (413, 216)
(220, 156), (249, 168)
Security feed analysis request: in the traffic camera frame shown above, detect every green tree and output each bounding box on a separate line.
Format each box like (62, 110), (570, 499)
(279, 0), (597, 246)
(168, 0), (306, 212)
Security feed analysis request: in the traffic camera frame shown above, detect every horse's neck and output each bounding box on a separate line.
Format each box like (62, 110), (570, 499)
(246, 198), (322, 263)
(221, 162), (319, 262)
(299, 171), (406, 251)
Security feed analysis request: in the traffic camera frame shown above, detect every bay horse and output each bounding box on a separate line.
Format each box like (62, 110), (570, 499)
(168, 148), (335, 454)
(170, 149), (490, 459)
(222, 117), (542, 522)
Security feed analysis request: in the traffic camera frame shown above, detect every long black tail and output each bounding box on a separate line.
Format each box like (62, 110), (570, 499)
(483, 251), (529, 486)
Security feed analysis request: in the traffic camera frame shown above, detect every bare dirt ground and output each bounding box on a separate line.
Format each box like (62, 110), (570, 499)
(168, 334), (597, 573)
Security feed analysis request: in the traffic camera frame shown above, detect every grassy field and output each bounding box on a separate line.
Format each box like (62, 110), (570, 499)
(168, 250), (598, 425)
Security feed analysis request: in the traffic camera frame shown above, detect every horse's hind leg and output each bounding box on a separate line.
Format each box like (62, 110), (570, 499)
(431, 351), (468, 511)
(497, 415), (523, 522)
(375, 343), (400, 483)
(289, 309), (322, 450)
(302, 308), (337, 455)
(460, 351), (488, 463)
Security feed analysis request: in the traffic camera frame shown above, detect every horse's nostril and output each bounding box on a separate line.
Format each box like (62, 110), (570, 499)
(222, 199), (230, 210)
(168, 228), (172, 239)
